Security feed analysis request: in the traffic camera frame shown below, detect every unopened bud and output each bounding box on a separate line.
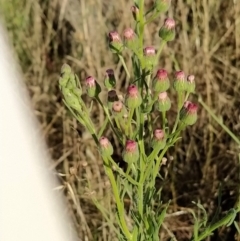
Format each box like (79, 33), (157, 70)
(99, 136), (113, 156)
(152, 69), (170, 93)
(131, 6), (139, 21)
(180, 101), (198, 125)
(123, 28), (139, 53)
(108, 90), (119, 109)
(122, 140), (139, 163)
(155, 0), (171, 13)
(143, 46), (157, 70)
(85, 76), (101, 98)
(151, 129), (166, 150)
(104, 69), (116, 89)
(173, 71), (188, 92)
(155, 92), (171, 112)
(108, 31), (124, 54)
(62, 88), (82, 112)
(159, 18), (175, 42)
(112, 101), (125, 118)
(187, 74), (195, 93)
(125, 84), (142, 109)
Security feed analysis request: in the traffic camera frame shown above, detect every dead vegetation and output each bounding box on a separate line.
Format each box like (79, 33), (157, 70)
(1, 0), (240, 240)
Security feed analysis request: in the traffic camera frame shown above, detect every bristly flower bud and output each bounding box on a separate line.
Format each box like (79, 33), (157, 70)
(155, 92), (171, 112)
(104, 69), (116, 89)
(180, 101), (198, 126)
(152, 69), (170, 93)
(173, 71), (188, 92)
(122, 140), (139, 163)
(112, 101), (125, 118)
(159, 18), (175, 42)
(131, 5), (139, 21)
(186, 74), (195, 93)
(155, 0), (171, 13)
(143, 46), (157, 70)
(151, 129), (166, 150)
(85, 76), (101, 98)
(108, 31), (124, 54)
(99, 136), (113, 156)
(125, 84), (142, 109)
(108, 90), (119, 109)
(123, 28), (139, 53)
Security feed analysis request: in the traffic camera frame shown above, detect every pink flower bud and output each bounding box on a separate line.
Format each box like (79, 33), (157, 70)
(173, 70), (188, 92)
(151, 129), (166, 150)
(99, 136), (113, 156)
(123, 28), (139, 52)
(122, 140), (139, 163)
(104, 69), (116, 89)
(143, 46), (157, 70)
(152, 68), (170, 93)
(131, 6), (139, 21)
(155, 91), (171, 112)
(180, 101), (198, 126)
(159, 18), (175, 42)
(186, 74), (195, 93)
(108, 31), (123, 54)
(85, 76), (101, 97)
(112, 101), (123, 113)
(125, 84), (142, 109)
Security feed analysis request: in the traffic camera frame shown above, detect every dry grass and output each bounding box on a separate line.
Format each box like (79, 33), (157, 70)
(1, 0), (240, 240)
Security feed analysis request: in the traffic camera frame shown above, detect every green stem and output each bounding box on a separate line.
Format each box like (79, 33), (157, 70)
(172, 91), (184, 134)
(119, 54), (130, 79)
(95, 96), (123, 144)
(156, 40), (166, 60)
(127, 108), (135, 138)
(162, 111), (166, 130)
(198, 96), (240, 146)
(103, 156), (132, 240)
(138, 0), (145, 51)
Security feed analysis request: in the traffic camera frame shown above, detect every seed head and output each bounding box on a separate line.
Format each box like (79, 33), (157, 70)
(131, 5), (139, 21)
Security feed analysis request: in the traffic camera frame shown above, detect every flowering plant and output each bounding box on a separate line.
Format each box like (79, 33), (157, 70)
(59, 0), (239, 240)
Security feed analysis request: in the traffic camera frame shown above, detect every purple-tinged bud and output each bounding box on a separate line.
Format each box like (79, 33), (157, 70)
(85, 76), (101, 98)
(180, 101), (198, 125)
(122, 140), (139, 163)
(108, 31), (124, 54)
(159, 18), (175, 42)
(186, 74), (195, 93)
(123, 28), (139, 53)
(104, 69), (116, 89)
(107, 90), (119, 109)
(131, 5), (140, 21)
(125, 84), (142, 109)
(152, 69), (170, 93)
(143, 46), (157, 70)
(155, 91), (171, 112)
(151, 129), (166, 150)
(173, 70), (188, 92)
(99, 136), (113, 156)
(155, 0), (171, 13)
